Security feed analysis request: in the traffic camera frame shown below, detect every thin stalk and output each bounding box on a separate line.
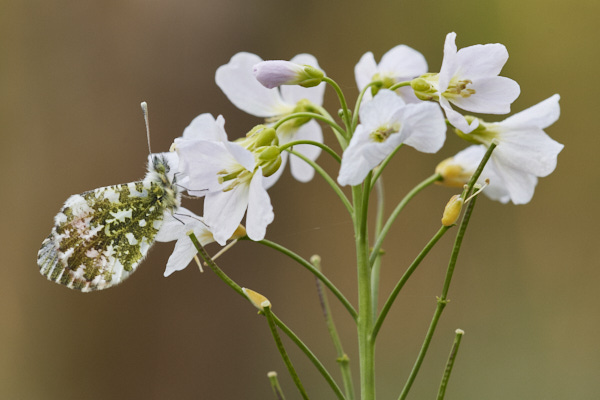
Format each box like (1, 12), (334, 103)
(437, 329), (465, 400)
(189, 234), (344, 399)
(351, 81), (381, 131)
(271, 313), (347, 400)
(369, 144), (403, 188)
(267, 371), (286, 400)
(287, 149), (353, 215)
(263, 306), (309, 400)
(352, 184), (375, 400)
(369, 173), (442, 266)
(272, 111), (346, 140)
(372, 225), (451, 341)
(313, 256), (356, 400)
(397, 195), (478, 400)
(279, 140), (342, 163)
(256, 239), (357, 320)
(322, 77), (353, 134)
(371, 178), (385, 319)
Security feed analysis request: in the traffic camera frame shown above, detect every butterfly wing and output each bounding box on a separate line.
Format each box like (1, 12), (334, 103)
(37, 181), (167, 291)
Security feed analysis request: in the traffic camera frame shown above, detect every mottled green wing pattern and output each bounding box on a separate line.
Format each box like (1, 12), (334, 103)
(37, 180), (168, 291)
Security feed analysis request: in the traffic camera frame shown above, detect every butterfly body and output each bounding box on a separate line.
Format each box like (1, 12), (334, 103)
(37, 155), (180, 291)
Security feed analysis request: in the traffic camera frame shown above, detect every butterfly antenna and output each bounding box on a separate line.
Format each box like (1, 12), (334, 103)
(140, 101), (152, 154)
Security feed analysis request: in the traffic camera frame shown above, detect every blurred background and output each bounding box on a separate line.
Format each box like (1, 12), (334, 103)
(2, 0), (598, 399)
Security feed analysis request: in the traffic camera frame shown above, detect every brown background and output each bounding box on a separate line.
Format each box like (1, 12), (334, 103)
(2, 0), (598, 399)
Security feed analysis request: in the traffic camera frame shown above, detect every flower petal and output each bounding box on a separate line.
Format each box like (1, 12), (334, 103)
(354, 51), (378, 92)
(182, 114), (228, 142)
(451, 76), (520, 114)
(246, 170), (274, 241)
(280, 54), (325, 105)
(287, 119), (323, 182)
(501, 94), (560, 129)
(215, 52), (290, 117)
(204, 185), (250, 246)
(378, 44), (428, 80)
(455, 43), (509, 78)
(401, 102), (447, 153)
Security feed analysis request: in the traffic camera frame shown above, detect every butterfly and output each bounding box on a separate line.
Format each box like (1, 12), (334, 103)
(37, 153), (181, 291)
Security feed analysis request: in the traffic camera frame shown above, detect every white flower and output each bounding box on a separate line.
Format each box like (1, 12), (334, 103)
(155, 207), (215, 277)
(174, 114), (274, 245)
(439, 95), (563, 204)
(337, 90), (446, 186)
(415, 32), (520, 134)
(355, 44), (427, 103)
(216, 52), (325, 182)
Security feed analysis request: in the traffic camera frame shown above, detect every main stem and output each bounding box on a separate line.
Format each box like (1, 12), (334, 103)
(353, 185), (375, 400)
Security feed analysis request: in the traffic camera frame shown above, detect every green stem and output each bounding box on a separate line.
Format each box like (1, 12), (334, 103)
(322, 76), (353, 135)
(388, 80), (412, 91)
(272, 111), (346, 140)
(271, 313), (347, 400)
(372, 225), (451, 341)
(188, 233), (244, 297)
(256, 239), (358, 320)
(369, 173), (442, 266)
(437, 329), (465, 400)
(189, 234), (344, 399)
(352, 184), (375, 400)
(279, 140), (342, 163)
(313, 256), (356, 400)
(351, 81), (381, 131)
(369, 144), (403, 188)
(267, 371), (286, 400)
(371, 178), (385, 319)
(398, 195), (478, 400)
(287, 149), (353, 215)
(263, 306), (309, 400)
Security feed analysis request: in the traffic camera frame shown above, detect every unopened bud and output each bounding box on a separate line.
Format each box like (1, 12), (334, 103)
(441, 195), (464, 226)
(253, 60), (324, 89)
(435, 158), (472, 188)
(242, 288), (271, 310)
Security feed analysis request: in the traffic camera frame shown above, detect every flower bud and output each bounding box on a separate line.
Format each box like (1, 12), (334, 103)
(253, 60), (324, 89)
(441, 194), (464, 226)
(411, 74), (439, 101)
(435, 157), (472, 188)
(242, 287), (271, 309)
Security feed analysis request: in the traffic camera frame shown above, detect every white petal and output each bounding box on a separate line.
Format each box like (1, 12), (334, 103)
(493, 127), (564, 177)
(337, 126), (373, 186)
(439, 97), (479, 133)
(439, 32), (458, 92)
(175, 139), (231, 194)
(215, 52), (290, 117)
(378, 44), (428, 80)
(401, 102), (447, 153)
(501, 94), (560, 129)
(288, 120), (323, 182)
(163, 239), (197, 277)
(355, 51), (378, 91)
(455, 43), (509, 78)
(204, 185), (250, 246)
(359, 89), (406, 129)
(451, 76), (520, 114)
(182, 113), (228, 142)
(489, 157), (538, 204)
(225, 141), (256, 172)
(246, 171), (274, 241)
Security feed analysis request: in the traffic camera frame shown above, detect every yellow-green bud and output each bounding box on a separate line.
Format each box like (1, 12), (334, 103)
(441, 195), (464, 226)
(242, 288), (271, 310)
(299, 65), (325, 88)
(411, 74), (439, 101)
(435, 158), (472, 188)
(254, 127), (278, 148)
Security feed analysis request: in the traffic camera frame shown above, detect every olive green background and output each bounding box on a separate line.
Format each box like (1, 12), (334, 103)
(2, 1), (598, 399)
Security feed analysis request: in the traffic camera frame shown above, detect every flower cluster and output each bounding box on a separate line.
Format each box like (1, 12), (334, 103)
(159, 32), (563, 275)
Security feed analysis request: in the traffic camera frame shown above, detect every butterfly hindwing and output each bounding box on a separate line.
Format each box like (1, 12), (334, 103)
(37, 155), (179, 291)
